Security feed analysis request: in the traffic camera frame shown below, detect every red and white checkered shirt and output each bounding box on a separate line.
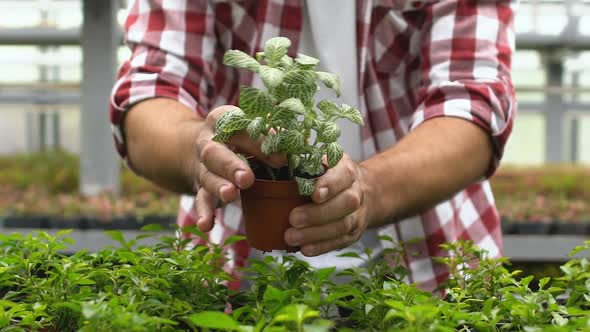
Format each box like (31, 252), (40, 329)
(110, 0), (517, 292)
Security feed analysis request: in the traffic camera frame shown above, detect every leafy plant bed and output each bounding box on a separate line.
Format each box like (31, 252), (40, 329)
(1, 227), (590, 331)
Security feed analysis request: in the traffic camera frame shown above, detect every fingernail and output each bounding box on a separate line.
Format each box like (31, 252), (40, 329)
(318, 187), (328, 202)
(219, 184), (230, 199)
(288, 229), (302, 246)
(289, 210), (306, 228)
(234, 170), (246, 188)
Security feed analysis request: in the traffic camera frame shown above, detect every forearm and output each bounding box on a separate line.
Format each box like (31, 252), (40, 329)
(361, 117), (493, 227)
(124, 98), (204, 194)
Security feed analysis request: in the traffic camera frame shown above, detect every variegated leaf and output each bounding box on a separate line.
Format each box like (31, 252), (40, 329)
(261, 134), (280, 155)
(295, 176), (315, 197)
(255, 51), (265, 62)
(317, 99), (340, 116)
(246, 117), (264, 140)
(239, 87), (273, 117)
(295, 53), (320, 66)
(285, 84), (316, 108)
(318, 122), (340, 143)
(279, 130), (305, 153)
(289, 154), (301, 170)
(316, 71), (340, 96)
(212, 131), (232, 143)
(325, 142), (343, 168)
(216, 108), (250, 134)
(284, 70), (316, 85)
(280, 55), (294, 68)
(301, 159), (324, 177)
(259, 65), (284, 89)
(270, 107), (296, 125)
(301, 147), (324, 176)
(264, 37), (291, 66)
(223, 50), (260, 72)
(339, 104), (364, 125)
(278, 98), (306, 115)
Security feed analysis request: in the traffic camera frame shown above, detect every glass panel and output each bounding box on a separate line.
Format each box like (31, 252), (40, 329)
(503, 112), (545, 166)
(577, 116), (590, 165)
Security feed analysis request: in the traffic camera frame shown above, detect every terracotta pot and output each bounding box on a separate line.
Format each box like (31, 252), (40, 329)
(240, 177), (310, 253)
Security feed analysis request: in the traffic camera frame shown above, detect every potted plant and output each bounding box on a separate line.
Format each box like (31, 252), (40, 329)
(213, 37), (364, 252)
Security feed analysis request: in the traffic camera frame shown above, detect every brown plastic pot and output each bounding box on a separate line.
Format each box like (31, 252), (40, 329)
(240, 177), (310, 253)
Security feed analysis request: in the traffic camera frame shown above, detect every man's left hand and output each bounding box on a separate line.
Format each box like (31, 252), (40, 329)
(284, 154), (373, 256)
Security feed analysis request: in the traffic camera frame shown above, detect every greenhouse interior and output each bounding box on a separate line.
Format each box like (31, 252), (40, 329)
(0, 0), (589, 330)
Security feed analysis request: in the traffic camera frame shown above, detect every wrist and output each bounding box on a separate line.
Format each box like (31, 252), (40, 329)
(177, 118), (206, 193)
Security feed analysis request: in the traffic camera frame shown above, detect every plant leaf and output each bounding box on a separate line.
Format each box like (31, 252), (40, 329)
(280, 54), (294, 68)
(261, 134), (280, 155)
(325, 142), (343, 168)
(278, 98), (306, 115)
(295, 177), (315, 196)
(284, 70), (316, 85)
(224, 235), (246, 247)
(216, 108), (250, 134)
(279, 130), (305, 154)
(316, 71), (340, 96)
(318, 122), (340, 143)
(239, 86), (274, 118)
(259, 65), (284, 89)
(295, 53), (320, 66)
(317, 100), (340, 116)
(212, 130), (232, 143)
(246, 117), (265, 140)
(264, 37), (291, 66)
(223, 50), (260, 72)
(339, 104), (364, 125)
(190, 312), (241, 331)
(289, 154), (301, 170)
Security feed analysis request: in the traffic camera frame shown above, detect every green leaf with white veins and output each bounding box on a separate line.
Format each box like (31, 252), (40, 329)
(316, 71), (340, 96)
(317, 100), (340, 116)
(318, 122), (340, 143)
(295, 53), (320, 66)
(284, 70), (316, 85)
(278, 98), (306, 115)
(264, 37), (291, 66)
(215, 108), (250, 134)
(246, 117), (264, 140)
(259, 65), (284, 89)
(339, 104), (364, 125)
(295, 177), (315, 196)
(280, 130), (305, 153)
(261, 134), (280, 155)
(223, 50), (260, 72)
(325, 142), (343, 168)
(239, 87), (273, 117)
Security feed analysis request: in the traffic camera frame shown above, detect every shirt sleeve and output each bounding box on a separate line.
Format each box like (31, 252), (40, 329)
(109, 1), (218, 159)
(410, 0), (517, 177)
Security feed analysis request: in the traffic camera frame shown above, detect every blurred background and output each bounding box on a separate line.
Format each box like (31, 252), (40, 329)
(0, 0), (588, 265)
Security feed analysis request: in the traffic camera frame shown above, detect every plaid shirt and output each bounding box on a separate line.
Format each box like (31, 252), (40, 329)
(110, 0), (517, 292)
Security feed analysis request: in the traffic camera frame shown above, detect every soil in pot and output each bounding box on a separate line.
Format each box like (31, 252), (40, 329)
(240, 159), (320, 253)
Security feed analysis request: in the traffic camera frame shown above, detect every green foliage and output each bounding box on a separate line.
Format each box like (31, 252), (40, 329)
(2, 231), (590, 331)
(216, 36), (365, 196)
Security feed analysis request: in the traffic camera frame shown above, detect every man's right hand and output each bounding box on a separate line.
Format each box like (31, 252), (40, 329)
(193, 106), (284, 232)
(124, 99), (283, 233)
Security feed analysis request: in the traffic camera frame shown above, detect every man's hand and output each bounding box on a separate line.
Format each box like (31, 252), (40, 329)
(284, 154), (373, 256)
(193, 106), (284, 232)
